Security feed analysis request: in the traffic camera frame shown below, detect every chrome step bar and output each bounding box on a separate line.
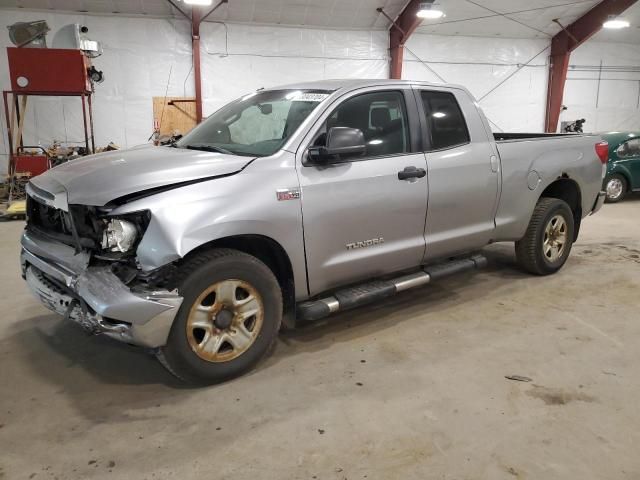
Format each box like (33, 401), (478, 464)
(297, 254), (487, 322)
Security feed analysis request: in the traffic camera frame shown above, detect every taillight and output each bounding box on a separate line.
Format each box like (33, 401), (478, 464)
(595, 141), (609, 164)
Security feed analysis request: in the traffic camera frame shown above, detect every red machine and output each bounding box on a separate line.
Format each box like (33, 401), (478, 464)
(8, 47), (92, 94)
(3, 46), (96, 176)
(12, 146), (51, 177)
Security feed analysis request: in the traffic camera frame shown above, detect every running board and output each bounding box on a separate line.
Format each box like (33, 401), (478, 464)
(297, 254), (488, 322)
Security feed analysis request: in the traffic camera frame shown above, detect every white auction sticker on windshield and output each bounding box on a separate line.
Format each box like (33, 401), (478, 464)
(291, 93), (329, 102)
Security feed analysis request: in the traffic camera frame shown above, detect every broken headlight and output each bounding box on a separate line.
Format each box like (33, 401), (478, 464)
(102, 218), (138, 253)
(98, 210), (151, 255)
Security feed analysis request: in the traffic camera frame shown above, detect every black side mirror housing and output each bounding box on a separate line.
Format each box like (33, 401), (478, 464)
(308, 127), (366, 164)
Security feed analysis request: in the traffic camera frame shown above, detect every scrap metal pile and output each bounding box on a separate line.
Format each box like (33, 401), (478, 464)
(1, 141), (119, 207)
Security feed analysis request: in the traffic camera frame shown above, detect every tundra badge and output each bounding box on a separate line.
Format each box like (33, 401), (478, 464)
(346, 237), (385, 250)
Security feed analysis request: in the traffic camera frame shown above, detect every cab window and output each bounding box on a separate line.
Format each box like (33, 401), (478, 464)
(420, 91), (470, 151)
(316, 91), (410, 160)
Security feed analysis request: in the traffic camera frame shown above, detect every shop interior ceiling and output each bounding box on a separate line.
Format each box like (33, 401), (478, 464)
(0, 0), (638, 43)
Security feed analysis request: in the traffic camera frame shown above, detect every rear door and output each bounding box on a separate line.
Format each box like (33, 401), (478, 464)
(415, 88), (500, 261)
(297, 87), (428, 295)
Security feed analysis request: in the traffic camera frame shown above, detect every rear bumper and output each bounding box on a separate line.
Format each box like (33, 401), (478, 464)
(591, 191), (606, 215)
(21, 229), (183, 348)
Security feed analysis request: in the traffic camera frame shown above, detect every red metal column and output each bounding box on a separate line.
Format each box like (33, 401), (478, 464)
(546, 36), (571, 134)
(389, 29), (404, 79)
(388, 0), (424, 79)
(167, 0), (227, 124)
(192, 7), (203, 123)
(545, 0), (638, 132)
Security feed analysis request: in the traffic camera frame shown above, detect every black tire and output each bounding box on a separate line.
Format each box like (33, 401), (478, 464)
(158, 248), (282, 384)
(515, 197), (575, 275)
(604, 174), (627, 203)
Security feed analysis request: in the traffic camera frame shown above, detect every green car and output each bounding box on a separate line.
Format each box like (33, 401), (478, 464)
(602, 131), (640, 203)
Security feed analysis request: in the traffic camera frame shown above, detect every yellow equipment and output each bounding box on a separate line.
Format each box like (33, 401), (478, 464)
(3, 200), (26, 219)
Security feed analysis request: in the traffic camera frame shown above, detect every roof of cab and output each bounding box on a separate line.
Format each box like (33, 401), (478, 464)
(264, 78), (467, 93)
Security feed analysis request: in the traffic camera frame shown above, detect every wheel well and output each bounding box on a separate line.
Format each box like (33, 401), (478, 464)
(184, 235), (296, 326)
(610, 171), (631, 191)
(540, 177), (582, 241)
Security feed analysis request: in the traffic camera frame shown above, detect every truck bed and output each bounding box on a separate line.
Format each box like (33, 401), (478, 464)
(493, 131), (603, 242)
(494, 132), (583, 142)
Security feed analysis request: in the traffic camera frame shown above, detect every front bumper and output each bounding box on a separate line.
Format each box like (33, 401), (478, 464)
(21, 229), (183, 348)
(591, 191), (606, 215)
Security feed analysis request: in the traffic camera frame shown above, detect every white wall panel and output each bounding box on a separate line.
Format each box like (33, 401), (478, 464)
(562, 41), (640, 133)
(0, 10), (388, 171)
(403, 34), (549, 132)
(199, 23), (388, 114)
(1, 7), (637, 174)
(0, 9), (193, 171)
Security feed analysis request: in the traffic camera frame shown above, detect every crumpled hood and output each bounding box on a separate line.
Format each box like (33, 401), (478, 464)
(29, 144), (254, 206)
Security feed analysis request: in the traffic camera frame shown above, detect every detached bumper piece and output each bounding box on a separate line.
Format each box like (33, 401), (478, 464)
(297, 254), (487, 322)
(21, 230), (183, 348)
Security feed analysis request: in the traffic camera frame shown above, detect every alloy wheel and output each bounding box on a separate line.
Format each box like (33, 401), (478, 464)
(543, 214), (568, 262)
(186, 279), (264, 363)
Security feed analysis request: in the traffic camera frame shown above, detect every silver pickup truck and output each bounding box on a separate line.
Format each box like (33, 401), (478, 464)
(21, 79), (607, 383)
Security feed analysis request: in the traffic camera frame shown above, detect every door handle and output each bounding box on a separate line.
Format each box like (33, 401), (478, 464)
(398, 166), (427, 180)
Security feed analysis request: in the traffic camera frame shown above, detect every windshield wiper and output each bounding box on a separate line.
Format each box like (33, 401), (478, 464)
(184, 144), (234, 155)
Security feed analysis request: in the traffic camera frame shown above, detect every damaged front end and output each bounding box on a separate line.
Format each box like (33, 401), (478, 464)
(21, 189), (183, 348)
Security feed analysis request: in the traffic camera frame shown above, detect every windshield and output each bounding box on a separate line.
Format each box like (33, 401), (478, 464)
(176, 89), (331, 157)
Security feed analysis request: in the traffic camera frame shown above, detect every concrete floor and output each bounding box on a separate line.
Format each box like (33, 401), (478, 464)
(1, 198), (640, 480)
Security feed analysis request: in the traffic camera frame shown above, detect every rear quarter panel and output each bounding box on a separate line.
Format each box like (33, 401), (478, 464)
(494, 135), (602, 241)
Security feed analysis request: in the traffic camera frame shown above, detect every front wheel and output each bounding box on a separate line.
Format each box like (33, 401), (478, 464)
(604, 174), (627, 203)
(158, 249), (282, 384)
(515, 197), (575, 275)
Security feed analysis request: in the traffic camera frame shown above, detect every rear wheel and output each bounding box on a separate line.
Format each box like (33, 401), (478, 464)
(158, 249), (282, 384)
(515, 197), (575, 275)
(604, 174), (627, 203)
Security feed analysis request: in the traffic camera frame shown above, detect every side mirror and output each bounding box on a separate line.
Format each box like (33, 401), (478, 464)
(308, 127), (366, 163)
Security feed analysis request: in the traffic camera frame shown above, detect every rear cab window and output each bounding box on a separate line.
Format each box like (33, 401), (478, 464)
(420, 90), (470, 151)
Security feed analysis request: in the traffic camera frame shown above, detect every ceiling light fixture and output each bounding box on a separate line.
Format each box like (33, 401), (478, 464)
(183, 0), (213, 5)
(417, 1), (445, 20)
(603, 15), (630, 29)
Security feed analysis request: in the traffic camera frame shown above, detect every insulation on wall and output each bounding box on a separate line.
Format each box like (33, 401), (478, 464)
(563, 41), (640, 133)
(199, 23), (389, 115)
(402, 34), (550, 133)
(1, 7), (639, 173)
(0, 9), (388, 171)
(0, 10), (193, 172)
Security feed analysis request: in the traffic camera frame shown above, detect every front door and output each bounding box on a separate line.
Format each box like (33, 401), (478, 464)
(297, 88), (428, 295)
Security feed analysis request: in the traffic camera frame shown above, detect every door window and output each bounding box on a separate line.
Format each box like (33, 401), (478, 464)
(316, 91), (410, 160)
(616, 138), (640, 158)
(420, 91), (470, 151)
